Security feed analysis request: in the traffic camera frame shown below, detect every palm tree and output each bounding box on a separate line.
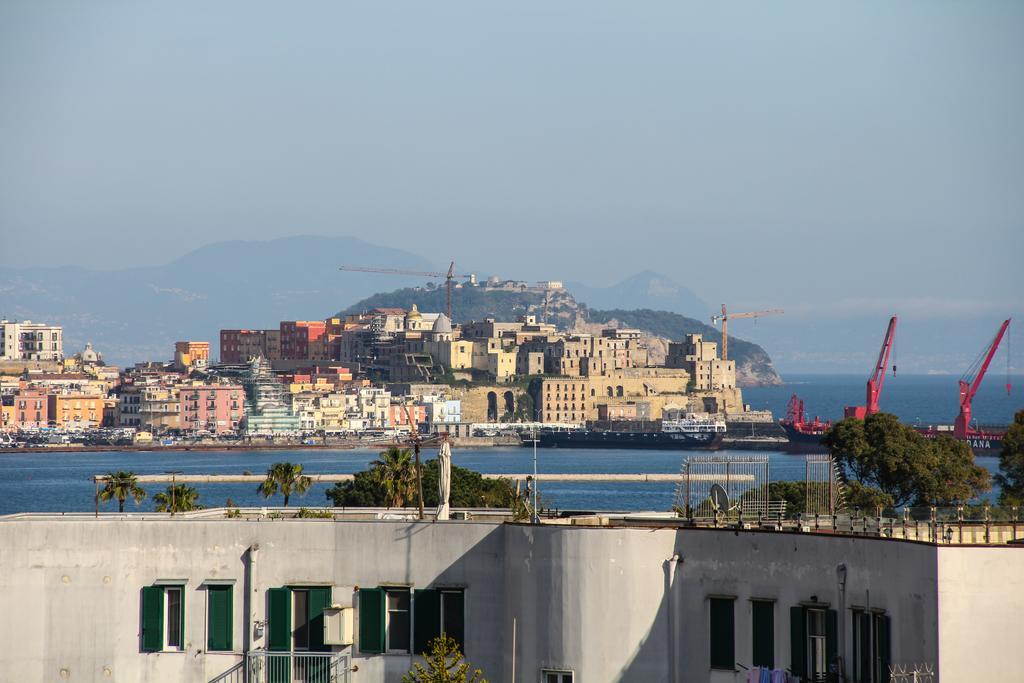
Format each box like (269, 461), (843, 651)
(258, 462), (313, 507)
(153, 484), (201, 513)
(98, 471), (146, 513)
(372, 446), (416, 508)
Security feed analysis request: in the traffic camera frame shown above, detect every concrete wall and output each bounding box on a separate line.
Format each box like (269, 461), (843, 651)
(0, 517), (1020, 682)
(937, 546), (1024, 681)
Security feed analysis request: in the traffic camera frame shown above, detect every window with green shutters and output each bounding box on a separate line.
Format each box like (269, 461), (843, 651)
(853, 610), (892, 683)
(751, 600), (774, 669)
(790, 605), (838, 680)
(709, 597), (735, 670)
(267, 586), (332, 653)
(207, 585), (233, 652)
(413, 588), (465, 655)
(140, 584), (185, 653)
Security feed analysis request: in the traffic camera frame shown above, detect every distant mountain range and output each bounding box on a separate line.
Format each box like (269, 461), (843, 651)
(1, 235), (781, 383)
(0, 235), (434, 365)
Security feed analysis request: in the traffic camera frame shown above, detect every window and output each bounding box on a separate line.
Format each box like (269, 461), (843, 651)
(414, 588), (466, 654)
(206, 585), (233, 652)
(853, 610), (891, 683)
(141, 584), (185, 652)
(790, 606), (837, 681)
(542, 670), (573, 683)
(386, 589), (411, 653)
(709, 597), (735, 670)
(751, 600), (774, 669)
(267, 586), (331, 653)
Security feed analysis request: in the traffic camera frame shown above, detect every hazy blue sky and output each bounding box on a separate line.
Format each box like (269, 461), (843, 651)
(1, 1), (1021, 320)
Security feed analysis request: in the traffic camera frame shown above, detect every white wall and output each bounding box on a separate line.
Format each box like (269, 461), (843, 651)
(0, 516), (1019, 682)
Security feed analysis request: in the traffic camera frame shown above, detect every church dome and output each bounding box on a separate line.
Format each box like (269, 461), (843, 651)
(81, 343), (99, 363)
(406, 304), (423, 320)
(432, 314), (453, 334)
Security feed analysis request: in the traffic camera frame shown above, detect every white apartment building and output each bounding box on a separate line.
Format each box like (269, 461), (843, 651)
(0, 319), (63, 362)
(0, 513), (1020, 682)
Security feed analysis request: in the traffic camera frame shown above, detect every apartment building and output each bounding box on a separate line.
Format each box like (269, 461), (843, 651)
(0, 320), (63, 362)
(178, 383), (244, 434)
(46, 393), (104, 429)
(173, 341), (210, 371)
(1, 516), (1019, 682)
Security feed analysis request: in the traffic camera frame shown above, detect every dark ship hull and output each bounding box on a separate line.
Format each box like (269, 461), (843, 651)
(536, 429), (723, 450)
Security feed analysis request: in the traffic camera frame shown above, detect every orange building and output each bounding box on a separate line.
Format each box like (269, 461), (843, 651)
(174, 341), (211, 371)
(47, 394), (105, 429)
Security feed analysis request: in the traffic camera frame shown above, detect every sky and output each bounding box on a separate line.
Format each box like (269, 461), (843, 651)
(1, 1), (1022, 322)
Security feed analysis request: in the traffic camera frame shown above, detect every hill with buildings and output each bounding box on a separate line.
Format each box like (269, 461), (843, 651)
(341, 287), (782, 386)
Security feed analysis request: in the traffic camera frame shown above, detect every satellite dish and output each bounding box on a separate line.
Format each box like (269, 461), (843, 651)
(709, 483), (729, 512)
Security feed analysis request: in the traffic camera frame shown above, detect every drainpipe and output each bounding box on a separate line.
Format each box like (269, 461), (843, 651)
(246, 544), (260, 657)
(836, 564), (847, 681)
(665, 555), (681, 683)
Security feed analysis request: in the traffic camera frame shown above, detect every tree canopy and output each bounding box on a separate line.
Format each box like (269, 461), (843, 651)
(402, 635), (488, 683)
(153, 484), (201, 513)
(326, 454), (521, 513)
(822, 412), (990, 507)
(258, 462), (313, 507)
(98, 471), (146, 513)
(996, 410), (1024, 506)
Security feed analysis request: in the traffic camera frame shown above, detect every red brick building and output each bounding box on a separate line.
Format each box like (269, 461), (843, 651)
(279, 321), (327, 361)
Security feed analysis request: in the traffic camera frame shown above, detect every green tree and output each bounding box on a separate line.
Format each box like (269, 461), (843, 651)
(370, 446), (417, 508)
(843, 480), (895, 512)
(823, 412), (990, 507)
(402, 634), (487, 683)
(98, 471), (147, 513)
(153, 484), (201, 512)
(258, 462), (313, 507)
(996, 410), (1024, 505)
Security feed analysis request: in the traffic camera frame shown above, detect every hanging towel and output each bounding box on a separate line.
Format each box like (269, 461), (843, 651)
(747, 667), (761, 683)
(760, 667), (772, 683)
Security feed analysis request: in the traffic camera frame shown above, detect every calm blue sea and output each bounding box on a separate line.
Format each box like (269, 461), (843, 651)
(0, 375), (1017, 515)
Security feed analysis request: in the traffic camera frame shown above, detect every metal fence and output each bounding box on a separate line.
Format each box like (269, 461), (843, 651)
(673, 455), (771, 520)
(246, 651), (351, 683)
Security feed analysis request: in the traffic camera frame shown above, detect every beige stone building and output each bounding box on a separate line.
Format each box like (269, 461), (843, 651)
(666, 333), (736, 391)
(535, 367), (691, 424)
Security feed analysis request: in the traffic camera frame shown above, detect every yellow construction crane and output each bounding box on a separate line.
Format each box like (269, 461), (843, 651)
(338, 262), (472, 321)
(710, 305), (784, 360)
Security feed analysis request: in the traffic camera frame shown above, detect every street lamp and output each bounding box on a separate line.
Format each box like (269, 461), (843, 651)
(164, 471), (183, 515)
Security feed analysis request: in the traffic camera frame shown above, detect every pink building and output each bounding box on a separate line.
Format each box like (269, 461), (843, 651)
(387, 404), (426, 428)
(178, 384), (244, 435)
(12, 389), (51, 429)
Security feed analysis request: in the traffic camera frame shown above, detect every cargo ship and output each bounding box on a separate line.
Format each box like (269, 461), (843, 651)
(778, 394), (831, 453)
(536, 416), (726, 450)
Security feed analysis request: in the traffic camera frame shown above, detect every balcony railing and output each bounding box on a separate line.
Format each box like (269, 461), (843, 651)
(245, 651), (352, 683)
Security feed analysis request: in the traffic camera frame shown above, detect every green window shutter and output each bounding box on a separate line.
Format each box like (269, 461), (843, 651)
(751, 601), (774, 669)
(207, 586), (233, 652)
(358, 587), (385, 654)
(442, 590), (465, 653)
(878, 614), (892, 682)
(826, 608), (838, 673)
(790, 606), (807, 678)
(267, 587), (291, 652)
(307, 587), (332, 652)
(142, 585), (164, 652)
(414, 589), (442, 655)
(709, 598), (735, 670)
(857, 612), (871, 683)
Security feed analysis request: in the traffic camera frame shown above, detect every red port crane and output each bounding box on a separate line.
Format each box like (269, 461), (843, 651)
(338, 262), (471, 321)
(953, 318), (1011, 439)
(844, 316), (898, 419)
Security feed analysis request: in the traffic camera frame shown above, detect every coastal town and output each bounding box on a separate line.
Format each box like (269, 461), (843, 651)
(0, 298), (770, 447)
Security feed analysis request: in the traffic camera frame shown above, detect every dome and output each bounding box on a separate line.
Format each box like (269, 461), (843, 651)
(432, 314), (453, 334)
(81, 343), (99, 363)
(406, 304), (422, 320)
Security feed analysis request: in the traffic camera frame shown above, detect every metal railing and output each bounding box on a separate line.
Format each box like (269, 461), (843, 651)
(246, 650), (351, 683)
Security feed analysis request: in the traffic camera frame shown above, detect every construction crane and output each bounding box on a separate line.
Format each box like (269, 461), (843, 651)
(338, 262), (472, 321)
(953, 319), (1011, 439)
(709, 305), (784, 361)
(844, 316), (897, 419)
